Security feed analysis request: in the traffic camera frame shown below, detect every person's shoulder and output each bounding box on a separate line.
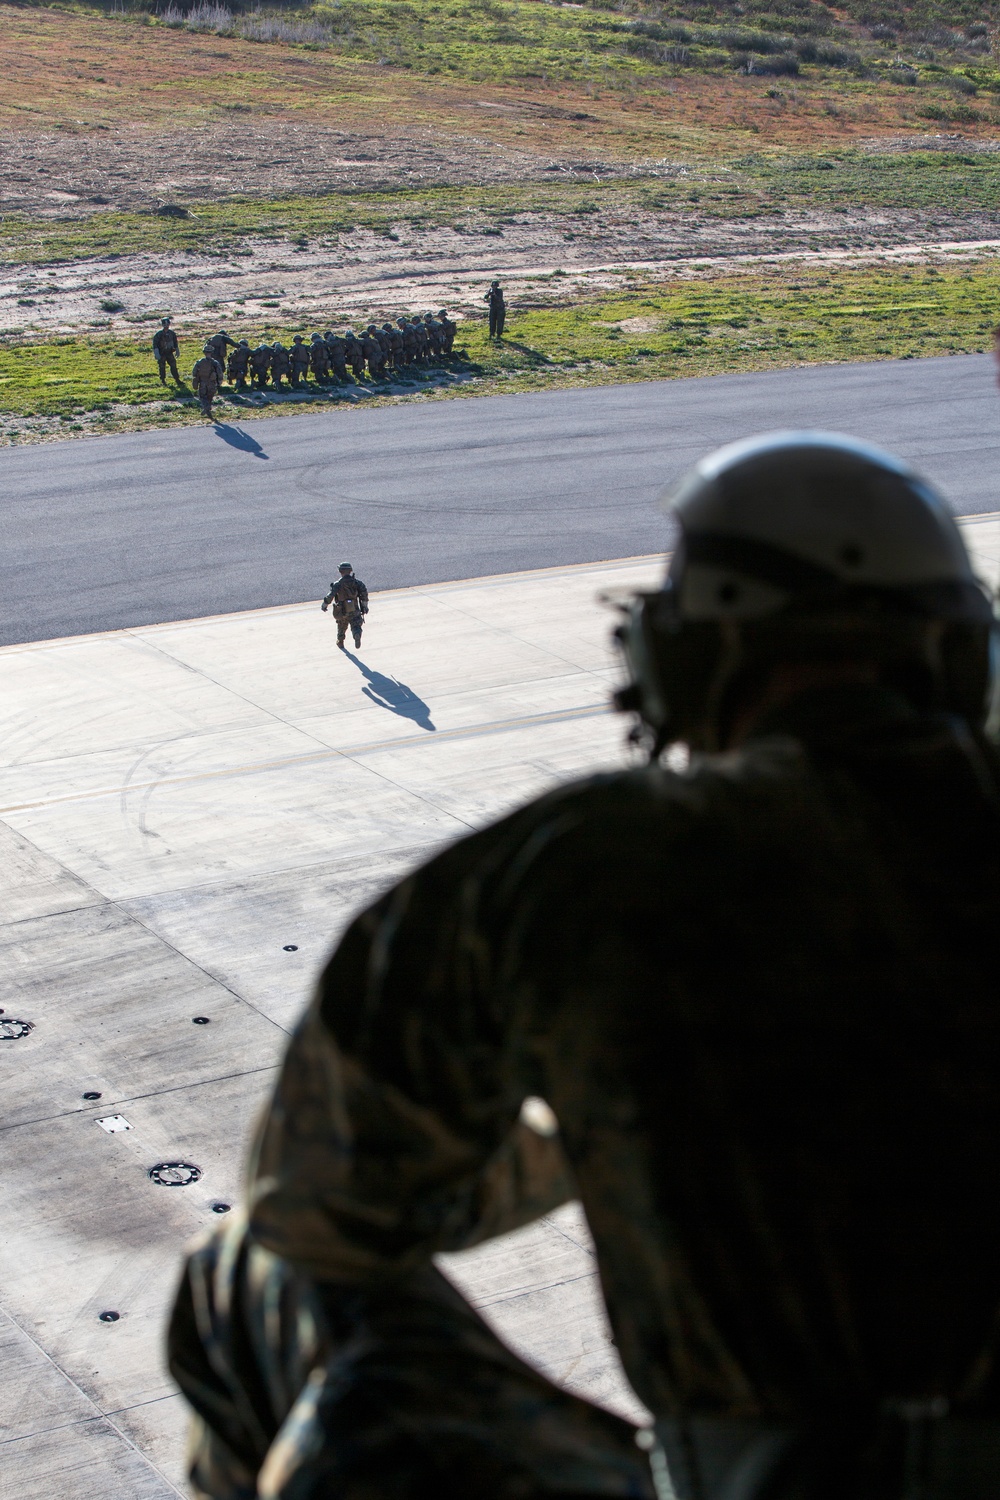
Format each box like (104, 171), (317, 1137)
(422, 741), (808, 885)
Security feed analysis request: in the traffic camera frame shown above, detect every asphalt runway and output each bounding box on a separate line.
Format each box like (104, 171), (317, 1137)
(2, 352), (998, 645)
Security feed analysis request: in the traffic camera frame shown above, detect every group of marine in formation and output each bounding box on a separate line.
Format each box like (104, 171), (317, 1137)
(150, 284), (509, 415)
(154, 312), (459, 414)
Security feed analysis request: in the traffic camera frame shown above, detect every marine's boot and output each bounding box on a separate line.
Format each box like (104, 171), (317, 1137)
(337, 634), (346, 650)
(353, 633), (362, 649)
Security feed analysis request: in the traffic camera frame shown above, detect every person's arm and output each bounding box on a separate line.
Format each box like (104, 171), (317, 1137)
(247, 821), (574, 1285)
(357, 579), (369, 611)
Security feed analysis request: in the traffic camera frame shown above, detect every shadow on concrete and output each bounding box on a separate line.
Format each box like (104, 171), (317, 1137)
(345, 651), (436, 731)
(213, 423), (269, 458)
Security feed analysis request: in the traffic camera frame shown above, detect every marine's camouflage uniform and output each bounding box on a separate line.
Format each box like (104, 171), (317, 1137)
(192, 354), (223, 416)
(321, 574), (369, 647)
(169, 685), (1000, 1498)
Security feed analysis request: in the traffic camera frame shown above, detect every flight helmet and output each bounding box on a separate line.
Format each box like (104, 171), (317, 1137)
(616, 431), (996, 754)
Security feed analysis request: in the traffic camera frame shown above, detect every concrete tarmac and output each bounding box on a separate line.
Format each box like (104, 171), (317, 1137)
(3, 519), (1000, 1497)
(2, 353), (998, 645)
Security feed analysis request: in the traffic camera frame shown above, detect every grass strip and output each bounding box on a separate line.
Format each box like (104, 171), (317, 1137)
(2, 259), (997, 435)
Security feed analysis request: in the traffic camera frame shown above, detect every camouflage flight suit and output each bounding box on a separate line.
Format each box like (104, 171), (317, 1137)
(192, 354), (222, 417)
(169, 686), (1000, 1498)
(320, 572), (369, 647)
(153, 324), (180, 384)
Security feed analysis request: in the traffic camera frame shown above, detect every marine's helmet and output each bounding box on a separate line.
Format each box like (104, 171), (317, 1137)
(238, 339), (249, 348)
(338, 561), (353, 574)
(202, 342), (213, 353)
(311, 332), (322, 341)
(438, 309), (449, 318)
(273, 340), (284, 349)
(397, 318), (408, 327)
(161, 317), (171, 326)
(293, 335), (304, 345)
(616, 431), (996, 755)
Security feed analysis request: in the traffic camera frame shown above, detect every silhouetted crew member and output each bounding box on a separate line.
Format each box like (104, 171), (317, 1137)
(206, 330), (238, 372)
(310, 334), (331, 383)
(289, 336), (311, 389)
(191, 345), (222, 418)
(485, 279), (506, 337)
(152, 317), (180, 384)
(250, 343), (272, 390)
(320, 561), (369, 649)
(227, 340), (251, 391)
(269, 341), (290, 391)
(438, 307), (457, 354)
(170, 432), (1000, 1500)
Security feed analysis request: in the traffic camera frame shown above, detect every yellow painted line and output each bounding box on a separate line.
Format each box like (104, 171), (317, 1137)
(0, 701), (610, 816)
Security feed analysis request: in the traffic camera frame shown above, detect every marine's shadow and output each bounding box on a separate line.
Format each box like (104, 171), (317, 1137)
(213, 423), (269, 458)
(344, 652), (436, 731)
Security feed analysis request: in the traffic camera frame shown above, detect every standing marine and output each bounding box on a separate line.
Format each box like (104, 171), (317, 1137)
(320, 562), (369, 649)
(170, 432), (1000, 1500)
(485, 278), (506, 338)
(191, 344), (222, 418)
(345, 331), (366, 382)
(326, 331), (348, 382)
(397, 316), (416, 366)
(289, 335), (311, 389)
(250, 342), (272, 390)
(362, 325), (385, 380)
(152, 316), (180, 384)
(270, 340), (291, 392)
(438, 307), (457, 354)
(310, 334), (331, 384)
(227, 340), (251, 391)
(206, 329), (238, 371)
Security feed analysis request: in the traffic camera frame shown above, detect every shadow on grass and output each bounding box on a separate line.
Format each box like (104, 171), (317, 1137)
(491, 339), (554, 367)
